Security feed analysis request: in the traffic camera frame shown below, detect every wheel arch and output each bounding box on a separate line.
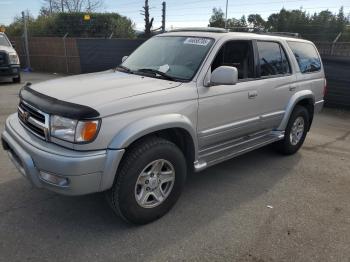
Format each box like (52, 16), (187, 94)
(108, 114), (198, 166)
(278, 90), (315, 131)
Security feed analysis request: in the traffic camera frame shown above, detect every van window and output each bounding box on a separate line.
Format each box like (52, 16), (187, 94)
(257, 41), (290, 77)
(211, 41), (255, 80)
(287, 41), (321, 73)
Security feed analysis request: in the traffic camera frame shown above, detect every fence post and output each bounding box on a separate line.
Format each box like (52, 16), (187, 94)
(22, 11), (31, 70)
(161, 2), (166, 33)
(331, 32), (342, 56)
(63, 33), (69, 74)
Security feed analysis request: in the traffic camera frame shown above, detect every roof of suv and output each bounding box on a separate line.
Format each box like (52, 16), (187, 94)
(161, 29), (311, 44)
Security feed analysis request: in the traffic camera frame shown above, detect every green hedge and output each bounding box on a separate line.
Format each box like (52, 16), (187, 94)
(6, 12), (135, 38)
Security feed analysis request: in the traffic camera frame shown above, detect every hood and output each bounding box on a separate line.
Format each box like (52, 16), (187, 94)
(30, 70), (182, 108)
(0, 45), (16, 54)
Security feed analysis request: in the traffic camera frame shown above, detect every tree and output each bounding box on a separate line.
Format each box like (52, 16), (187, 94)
(140, 0), (154, 38)
(209, 8), (225, 28)
(247, 14), (266, 29)
(5, 12), (135, 38)
(208, 6), (350, 41)
(40, 0), (104, 14)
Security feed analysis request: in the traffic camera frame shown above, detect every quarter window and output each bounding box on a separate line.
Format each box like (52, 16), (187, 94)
(287, 41), (321, 73)
(257, 41), (290, 77)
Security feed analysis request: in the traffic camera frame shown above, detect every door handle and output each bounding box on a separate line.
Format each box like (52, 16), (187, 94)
(248, 91), (258, 99)
(289, 85), (297, 91)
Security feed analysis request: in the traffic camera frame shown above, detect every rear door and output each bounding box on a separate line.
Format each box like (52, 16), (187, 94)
(253, 40), (296, 129)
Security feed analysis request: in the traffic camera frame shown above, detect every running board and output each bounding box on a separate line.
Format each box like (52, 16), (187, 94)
(194, 131), (284, 172)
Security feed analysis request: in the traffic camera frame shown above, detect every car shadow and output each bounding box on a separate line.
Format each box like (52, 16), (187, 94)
(0, 146), (301, 261)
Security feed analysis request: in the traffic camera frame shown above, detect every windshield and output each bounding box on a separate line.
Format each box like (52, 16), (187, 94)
(122, 36), (214, 81)
(0, 34), (11, 47)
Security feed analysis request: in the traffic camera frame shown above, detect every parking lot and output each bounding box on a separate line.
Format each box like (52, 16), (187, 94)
(0, 72), (350, 262)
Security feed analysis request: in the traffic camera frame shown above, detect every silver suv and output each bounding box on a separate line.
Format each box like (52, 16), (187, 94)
(2, 28), (325, 224)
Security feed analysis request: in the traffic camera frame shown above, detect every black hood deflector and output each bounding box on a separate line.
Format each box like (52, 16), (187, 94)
(19, 83), (100, 119)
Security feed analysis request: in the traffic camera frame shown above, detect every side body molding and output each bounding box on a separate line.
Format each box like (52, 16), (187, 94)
(277, 90), (315, 131)
(108, 114), (199, 159)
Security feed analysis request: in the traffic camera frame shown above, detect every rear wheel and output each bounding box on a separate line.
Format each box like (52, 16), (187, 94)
(274, 105), (310, 155)
(106, 137), (187, 225)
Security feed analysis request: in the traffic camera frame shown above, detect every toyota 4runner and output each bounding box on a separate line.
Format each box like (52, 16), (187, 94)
(1, 28), (325, 224)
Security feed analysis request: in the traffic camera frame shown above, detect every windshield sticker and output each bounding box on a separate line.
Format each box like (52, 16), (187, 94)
(184, 38), (211, 46)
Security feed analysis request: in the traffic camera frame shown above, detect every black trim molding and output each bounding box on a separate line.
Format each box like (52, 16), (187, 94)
(19, 83), (100, 119)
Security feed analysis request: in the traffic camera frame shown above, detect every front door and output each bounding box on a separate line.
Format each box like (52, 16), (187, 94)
(197, 40), (263, 149)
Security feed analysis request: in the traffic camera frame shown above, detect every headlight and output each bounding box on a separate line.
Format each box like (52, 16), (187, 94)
(8, 52), (19, 65)
(50, 115), (100, 143)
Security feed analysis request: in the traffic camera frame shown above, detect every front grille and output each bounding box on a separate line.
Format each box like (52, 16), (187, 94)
(0, 52), (7, 66)
(18, 101), (49, 140)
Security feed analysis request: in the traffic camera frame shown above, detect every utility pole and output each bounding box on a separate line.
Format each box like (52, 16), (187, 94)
(225, 0), (228, 29)
(61, 0), (64, 12)
(161, 2), (166, 33)
(49, 0), (53, 14)
(22, 11), (31, 70)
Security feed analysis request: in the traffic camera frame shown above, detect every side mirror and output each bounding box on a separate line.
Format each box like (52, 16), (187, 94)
(210, 66), (238, 86)
(122, 56), (128, 63)
(11, 41), (16, 48)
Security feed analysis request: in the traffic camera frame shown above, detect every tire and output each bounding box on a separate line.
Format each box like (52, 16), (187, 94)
(106, 136), (187, 225)
(13, 74), (21, 83)
(274, 105), (310, 155)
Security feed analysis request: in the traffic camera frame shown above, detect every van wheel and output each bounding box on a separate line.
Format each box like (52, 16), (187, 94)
(13, 74), (21, 83)
(106, 137), (187, 225)
(274, 105), (310, 155)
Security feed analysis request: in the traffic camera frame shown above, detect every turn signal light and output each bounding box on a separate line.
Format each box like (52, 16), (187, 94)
(76, 120), (100, 142)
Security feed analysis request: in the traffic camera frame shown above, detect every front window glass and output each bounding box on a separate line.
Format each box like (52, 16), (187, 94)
(122, 36), (214, 81)
(211, 40), (255, 79)
(0, 34), (10, 47)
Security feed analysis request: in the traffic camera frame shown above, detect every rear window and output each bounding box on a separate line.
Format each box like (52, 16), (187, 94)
(287, 41), (321, 73)
(257, 41), (290, 77)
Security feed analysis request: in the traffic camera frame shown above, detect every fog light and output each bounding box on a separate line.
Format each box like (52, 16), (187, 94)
(39, 171), (69, 187)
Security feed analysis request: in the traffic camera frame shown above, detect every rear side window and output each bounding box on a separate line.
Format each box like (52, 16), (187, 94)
(287, 41), (321, 73)
(257, 41), (290, 77)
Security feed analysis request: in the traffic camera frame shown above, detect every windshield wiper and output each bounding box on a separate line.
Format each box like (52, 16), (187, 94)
(115, 65), (133, 74)
(137, 68), (175, 81)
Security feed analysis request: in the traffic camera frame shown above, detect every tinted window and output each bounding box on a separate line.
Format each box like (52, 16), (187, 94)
(288, 41), (321, 73)
(257, 41), (290, 77)
(211, 41), (255, 79)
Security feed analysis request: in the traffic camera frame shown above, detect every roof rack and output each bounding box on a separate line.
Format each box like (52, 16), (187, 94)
(169, 27), (228, 33)
(256, 32), (301, 38)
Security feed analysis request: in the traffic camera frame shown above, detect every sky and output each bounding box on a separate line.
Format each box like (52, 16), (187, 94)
(0, 0), (349, 30)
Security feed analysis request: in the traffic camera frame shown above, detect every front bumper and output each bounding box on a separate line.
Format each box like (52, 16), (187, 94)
(1, 114), (125, 195)
(0, 64), (20, 77)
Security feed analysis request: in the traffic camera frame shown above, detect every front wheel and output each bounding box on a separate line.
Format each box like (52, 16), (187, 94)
(106, 137), (187, 225)
(274, 105), (310, 155)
